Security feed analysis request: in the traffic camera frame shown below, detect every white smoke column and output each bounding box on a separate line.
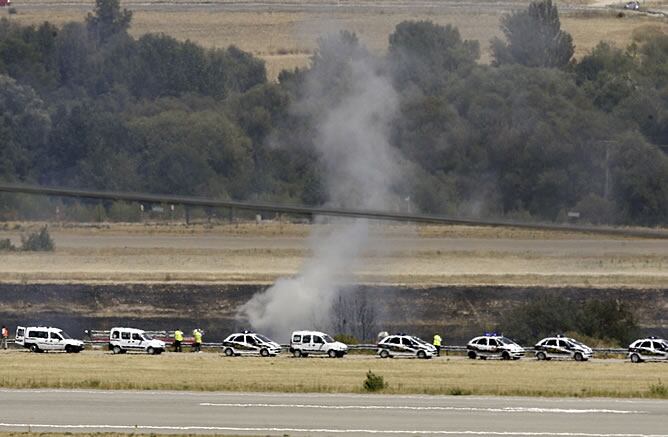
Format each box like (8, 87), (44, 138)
(240, 57), (401, 340)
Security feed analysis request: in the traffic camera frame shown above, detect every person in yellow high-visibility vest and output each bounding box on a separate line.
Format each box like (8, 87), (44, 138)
(192, 329), (203, 353)
(433, 333), (442, 357)
(173, 329), (184, 352)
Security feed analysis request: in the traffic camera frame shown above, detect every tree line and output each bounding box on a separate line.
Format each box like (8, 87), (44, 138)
(1, 0), (666, 226)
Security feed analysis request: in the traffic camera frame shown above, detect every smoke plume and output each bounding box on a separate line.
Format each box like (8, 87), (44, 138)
(239, 46), (401, 341)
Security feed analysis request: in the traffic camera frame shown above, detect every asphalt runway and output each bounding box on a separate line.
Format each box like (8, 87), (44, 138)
(0, 389), (666, 436)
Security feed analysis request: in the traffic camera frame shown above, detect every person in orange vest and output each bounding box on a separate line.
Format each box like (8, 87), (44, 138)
(1, 325), (9, 350)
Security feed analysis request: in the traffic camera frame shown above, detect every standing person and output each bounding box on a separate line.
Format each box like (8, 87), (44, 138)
(433, 333), (442, 357)
(1, 325), (8, 350)
(173, 328), (184, 352)
(192, 329), (202, 353)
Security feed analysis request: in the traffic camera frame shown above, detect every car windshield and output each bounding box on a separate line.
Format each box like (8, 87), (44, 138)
(142, 334), (153, 341)
(323, 334), (335, 343)
(569, 339), (586, 347)
(411, 336), (429, 346)
(499, 337), (517, 346)
(257, 334), (273, 343)
(59, 331), (72, 339)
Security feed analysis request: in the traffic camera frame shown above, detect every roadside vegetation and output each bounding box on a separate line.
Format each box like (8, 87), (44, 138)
(0, 0), (667, 227)
(0, 226), (54, 251)
(0, 352), (665, 398)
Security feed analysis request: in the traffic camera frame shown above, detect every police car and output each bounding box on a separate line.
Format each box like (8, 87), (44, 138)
(222, 331), (282, 357)
(377, 333), (436, 359)
(15, 326), (85, 353)
(534, 336), (593, 361)
(289, 330), (348, 358)
(628, 337), (668, 363)
(466, 334), (525, 360)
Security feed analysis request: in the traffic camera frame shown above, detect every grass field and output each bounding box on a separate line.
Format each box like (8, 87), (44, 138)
(7, 1), (668, 79)
(0, 351), (666, 398)
(1, 222), (666, 287)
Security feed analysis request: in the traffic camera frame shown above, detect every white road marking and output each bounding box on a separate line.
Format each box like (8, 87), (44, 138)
(199, 402), (645, 414)
(0, 423), (665, 436)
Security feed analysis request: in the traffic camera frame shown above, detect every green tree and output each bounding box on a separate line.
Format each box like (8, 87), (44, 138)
(491, 0), (574, 68)
(86, 0), (132, 44)
(388, 20), (479, 91)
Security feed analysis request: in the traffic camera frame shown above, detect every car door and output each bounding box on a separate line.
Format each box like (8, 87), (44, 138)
(49, 331), (65, 351)
(244, 335), (260, 355)
(312, 335), (326, 354)
(400, 337), (415, 357)
(556, 339), (571, 358)
(131, 332), (145, 350)
(638, 341), (652, 359)
(15, 326), (25, 346)
(120, 331), (132, 349)
(301, 334), (313, 353)
(543, 339), (557, 358)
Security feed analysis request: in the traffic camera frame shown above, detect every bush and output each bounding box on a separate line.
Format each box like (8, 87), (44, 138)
(0, 238), (16, 251)
(20, 226), (55, 251)
(363, 370), (387, 392)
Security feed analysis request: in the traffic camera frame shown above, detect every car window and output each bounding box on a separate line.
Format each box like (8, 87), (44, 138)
(302, 335), (311, 343)
(545, 339), (556, 346)
(640, 341), (651, 348)
(246, 336), (257, 345)
(50, 332), (62, 340)
(652, 341), (663, 350)
(489, 339), (498, 346)
(231, 335), (243, 342)
(401, 337), (411, 346)
(121, 332), (130, 340)
(292, 335), (301, 343)
(477, 338), (487, 346)
(388, 337), (400, 344)
(558, 340), (568, 347)
(313, 336), (324, 344)
(111, 331), (119, 339)
(132, 333), (142, 341)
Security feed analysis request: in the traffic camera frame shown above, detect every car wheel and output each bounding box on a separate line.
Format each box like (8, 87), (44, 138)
(630, 353), (642, 363)
(501, 351), (511, 360)
(65, 345), (73, 353)
(224, 348), (234, 357)
(380, 350), (390, 359)
(293, 349), (302, 358)
(112, 345), (122, 355)
(574, 352), (583, 362)
(537, 352), (546, 361)
(30, 344), (41, 353)
(417, 350), (427, 359)
(260, 348), (270, 357)
(328, 349), (337, 358)
(147, 347), (155, 355)
(467, 351), (477, 360)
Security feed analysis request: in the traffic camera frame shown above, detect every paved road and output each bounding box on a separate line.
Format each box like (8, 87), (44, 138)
(0, 390), (666, 436)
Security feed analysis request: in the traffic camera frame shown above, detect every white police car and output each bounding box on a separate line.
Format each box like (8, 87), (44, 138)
(466, 334), (525, 360)
(222, 331), (281, 357)
(377, 334), (436, 359)
(289, 330), (348, 358)
(534, 336), (593, 361)
(628, 337), (668, 363)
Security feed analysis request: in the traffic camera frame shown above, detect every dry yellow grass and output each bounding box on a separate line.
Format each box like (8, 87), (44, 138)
(7, 3), (667, 80)
(0, 222), (666, 287)
(0, 351), (665, 398)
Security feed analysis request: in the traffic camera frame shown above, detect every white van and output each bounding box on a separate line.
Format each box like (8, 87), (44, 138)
(289, 330), (348, 358)
(109, 327), (166, 355)
(15, 326), (85, 353)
